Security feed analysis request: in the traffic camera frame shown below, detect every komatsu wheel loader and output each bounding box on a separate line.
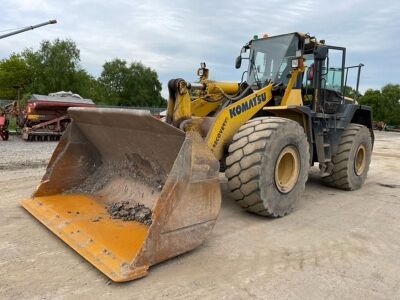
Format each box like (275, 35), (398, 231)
(21, 32), (373, 282)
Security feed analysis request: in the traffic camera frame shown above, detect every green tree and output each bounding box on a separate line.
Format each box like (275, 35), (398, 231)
(343, 85), (361, 99)
(23, 39), (81, 94)
(72, 69), (101, 100)
(359, 84), (400, 125)
(0, 38), (166, 106)
(380, 84), (400, 124)
(99, 59), (166, 107)
(0, 54), (32, 99)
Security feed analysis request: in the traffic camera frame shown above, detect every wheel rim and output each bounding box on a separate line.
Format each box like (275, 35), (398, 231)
(274, 145), (300, 194)
(354, 143), (366, 176)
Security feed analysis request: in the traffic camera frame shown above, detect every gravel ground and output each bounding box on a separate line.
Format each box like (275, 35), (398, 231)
(0, 135), (56, 170)
(1, 131), (400, 299)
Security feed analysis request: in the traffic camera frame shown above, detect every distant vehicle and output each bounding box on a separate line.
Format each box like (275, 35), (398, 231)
(18, 92), (95, 141)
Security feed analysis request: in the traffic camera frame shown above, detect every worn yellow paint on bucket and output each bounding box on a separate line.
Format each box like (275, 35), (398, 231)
(21, 194), (149, 281)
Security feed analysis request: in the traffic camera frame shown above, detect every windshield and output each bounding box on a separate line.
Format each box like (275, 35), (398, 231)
(247, 34), (298, 86)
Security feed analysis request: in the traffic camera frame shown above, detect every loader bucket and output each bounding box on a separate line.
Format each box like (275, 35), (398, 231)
(21, 107), (221, 282)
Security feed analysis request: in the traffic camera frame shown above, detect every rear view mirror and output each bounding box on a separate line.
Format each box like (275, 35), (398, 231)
(235, 56), (242, 69)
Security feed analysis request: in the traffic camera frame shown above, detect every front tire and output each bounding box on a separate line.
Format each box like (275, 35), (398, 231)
(225, 117), (309, 217)
(322, 123), (372, 190)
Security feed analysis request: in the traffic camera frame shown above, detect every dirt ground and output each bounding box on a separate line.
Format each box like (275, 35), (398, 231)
(1, 131), (400, 299)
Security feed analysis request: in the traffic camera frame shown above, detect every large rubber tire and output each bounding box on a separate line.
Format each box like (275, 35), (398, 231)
(225, 117), (309, 217)
(322, 123), (372, 190)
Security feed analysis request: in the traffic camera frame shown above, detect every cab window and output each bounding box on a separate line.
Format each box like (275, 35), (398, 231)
(323, 48), (344, 94)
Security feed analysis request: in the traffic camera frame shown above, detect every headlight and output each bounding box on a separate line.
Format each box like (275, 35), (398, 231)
(292, 59), (299, 68)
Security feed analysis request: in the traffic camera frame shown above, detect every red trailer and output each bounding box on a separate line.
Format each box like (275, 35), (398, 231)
(19, 92), (95, 141)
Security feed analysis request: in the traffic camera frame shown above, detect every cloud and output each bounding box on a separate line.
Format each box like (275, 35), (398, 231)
(0, 0), (399, 98)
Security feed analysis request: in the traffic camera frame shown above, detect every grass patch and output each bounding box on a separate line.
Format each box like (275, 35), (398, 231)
(7, 117), (18, 131)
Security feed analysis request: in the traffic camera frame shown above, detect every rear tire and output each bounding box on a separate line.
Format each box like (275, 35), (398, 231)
(322, 123), (372, 190)
(225, 117), (309, 217)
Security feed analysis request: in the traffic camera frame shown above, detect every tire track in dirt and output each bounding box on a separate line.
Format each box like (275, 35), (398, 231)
(205, 231), (380, 280)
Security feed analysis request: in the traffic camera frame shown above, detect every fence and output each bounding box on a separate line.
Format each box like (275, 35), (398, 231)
(0, 99), (14, 108)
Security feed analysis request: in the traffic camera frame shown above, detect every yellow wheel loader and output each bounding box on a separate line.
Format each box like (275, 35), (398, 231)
(21, 32), (373, 282)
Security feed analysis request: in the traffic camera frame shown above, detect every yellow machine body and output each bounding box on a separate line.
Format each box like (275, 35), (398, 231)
(21, 37), (307, 282)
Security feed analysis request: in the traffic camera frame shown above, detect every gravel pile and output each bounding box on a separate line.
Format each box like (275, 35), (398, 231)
(107, 201), (152, 225)
(68, 158), (164, 195)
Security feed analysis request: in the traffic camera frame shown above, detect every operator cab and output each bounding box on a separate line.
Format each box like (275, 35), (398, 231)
(236, 32), (363, 113)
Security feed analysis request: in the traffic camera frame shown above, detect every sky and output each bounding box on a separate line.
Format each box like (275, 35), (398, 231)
(1, 0), (399, 98)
